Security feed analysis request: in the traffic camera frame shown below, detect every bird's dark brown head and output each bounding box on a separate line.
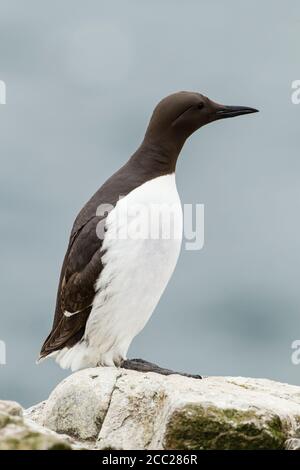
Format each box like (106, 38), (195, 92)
(144, 91), (258, 152)
(134, 91), (259, 174)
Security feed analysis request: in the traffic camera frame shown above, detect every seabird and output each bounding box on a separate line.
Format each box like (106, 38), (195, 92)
(39, 91), (258, 377)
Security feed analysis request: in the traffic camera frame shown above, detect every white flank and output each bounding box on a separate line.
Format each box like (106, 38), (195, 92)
(55, 174), (183, 371)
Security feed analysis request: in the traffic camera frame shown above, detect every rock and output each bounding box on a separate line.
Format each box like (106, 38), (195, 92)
(285, 438), (300, 450)
(26, 368), (300, 450)
(25, 401), (47, 423)
(32, 368), (121, 441)
(0, 401), (22, 417)
(0, 399), (82, 450)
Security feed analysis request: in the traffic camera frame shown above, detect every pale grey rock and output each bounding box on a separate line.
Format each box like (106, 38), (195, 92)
(0, 399), (80, 450)
(97, 371), (170, 450)
(285, 438), (300, 450)
(26, 368), (300, 450)
(98, 373), (300, 450)
(24, 401), (46, 424)
(41, 367), (121, 440)
(0, 400), (22, 417)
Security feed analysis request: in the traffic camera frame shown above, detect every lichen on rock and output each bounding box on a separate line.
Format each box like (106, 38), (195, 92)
(164, 404), (286, 450)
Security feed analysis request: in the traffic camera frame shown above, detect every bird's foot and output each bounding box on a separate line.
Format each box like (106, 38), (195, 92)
(120, 358), (203, 379)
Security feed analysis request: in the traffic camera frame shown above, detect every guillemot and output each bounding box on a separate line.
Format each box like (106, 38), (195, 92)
(39, 91), (258, 377)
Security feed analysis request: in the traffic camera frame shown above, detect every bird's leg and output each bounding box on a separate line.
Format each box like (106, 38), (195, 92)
(120, 358), (202, 379)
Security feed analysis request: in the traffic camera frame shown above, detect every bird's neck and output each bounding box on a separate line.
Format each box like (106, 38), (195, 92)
(130, 137), (183, 176)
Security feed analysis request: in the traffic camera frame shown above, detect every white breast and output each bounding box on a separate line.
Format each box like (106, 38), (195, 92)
(56, 173), (182, 371)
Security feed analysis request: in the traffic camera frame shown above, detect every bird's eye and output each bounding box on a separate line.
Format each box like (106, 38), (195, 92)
(197, 103), (204, 110)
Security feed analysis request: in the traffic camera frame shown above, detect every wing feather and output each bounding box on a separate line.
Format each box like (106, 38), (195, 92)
(39, 216), (106, 357)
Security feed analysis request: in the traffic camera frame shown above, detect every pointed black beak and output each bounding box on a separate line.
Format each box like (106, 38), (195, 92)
(214, 105), (259, 120)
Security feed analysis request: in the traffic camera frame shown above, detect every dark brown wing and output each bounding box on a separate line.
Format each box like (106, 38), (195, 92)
(39, 216), (106, 357)
(39, 154), (159, 359)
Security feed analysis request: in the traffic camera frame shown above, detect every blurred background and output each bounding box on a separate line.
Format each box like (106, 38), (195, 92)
(1, 0), (300, 407)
